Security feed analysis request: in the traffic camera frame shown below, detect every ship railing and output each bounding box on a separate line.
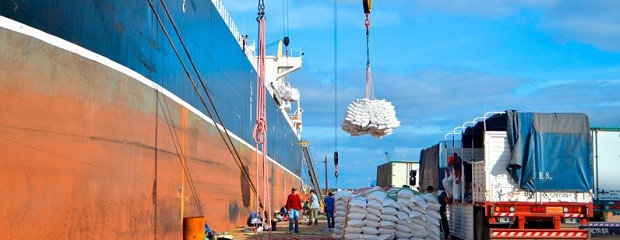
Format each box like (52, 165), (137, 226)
(211, 0), (244, 50)
(288, 47), (304, 58)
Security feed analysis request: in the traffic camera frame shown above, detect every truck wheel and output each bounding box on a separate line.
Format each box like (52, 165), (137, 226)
(475, 210), (489, 240)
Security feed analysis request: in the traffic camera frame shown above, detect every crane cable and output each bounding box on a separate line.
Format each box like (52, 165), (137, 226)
(364, 0), (374, 99)
(333, 0), (339, 185)
(146, 0), (263, 212)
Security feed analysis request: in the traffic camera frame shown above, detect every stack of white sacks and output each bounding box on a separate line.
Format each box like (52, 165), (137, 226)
(341, 98), (400, 138)
(332, 187), (442, 240)
(275, 84), (300, 102)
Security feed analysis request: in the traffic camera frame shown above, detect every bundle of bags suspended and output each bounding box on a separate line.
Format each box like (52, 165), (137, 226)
(332, 187), (442, 240)
(272, 83), (300, 102)
(341, 98), (400, 137)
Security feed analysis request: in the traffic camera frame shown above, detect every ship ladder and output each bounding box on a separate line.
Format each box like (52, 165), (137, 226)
(300, 141), (324, 201)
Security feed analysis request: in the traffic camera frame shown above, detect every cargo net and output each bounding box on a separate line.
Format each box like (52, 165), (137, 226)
(341, 98), (400, 137)
(332, 187), (442, 240)
(341, 3), (399, 138)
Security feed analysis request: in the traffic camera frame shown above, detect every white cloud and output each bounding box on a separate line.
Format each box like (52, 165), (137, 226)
(514, 80), (576, 96)
(302, 126), (339, 140)
(392, 147), (422, 161)
(410, 0), (557, 18)
(369, 9), (402, 27)
(225, 0), (404, 32)
(397, 125), (443, 135)
(523, 79), (620, 108)
(541, 1), (620, 51)
(405, 0), (620, 52)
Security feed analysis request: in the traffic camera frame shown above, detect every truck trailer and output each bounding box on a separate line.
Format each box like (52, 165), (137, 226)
(592, 127), (620, 220)
(421, 110), (593, 239)
(586, 127), (620, 235)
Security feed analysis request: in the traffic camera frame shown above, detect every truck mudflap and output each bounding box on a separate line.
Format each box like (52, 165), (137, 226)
(490, 229), (589, 239)
(580, 222), (620, 236)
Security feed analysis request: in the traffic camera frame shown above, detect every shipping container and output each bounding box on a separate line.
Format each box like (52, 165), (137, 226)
(376, 161), (420, 190)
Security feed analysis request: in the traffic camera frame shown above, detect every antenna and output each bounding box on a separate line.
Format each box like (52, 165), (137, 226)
(384, 151), (390, 162)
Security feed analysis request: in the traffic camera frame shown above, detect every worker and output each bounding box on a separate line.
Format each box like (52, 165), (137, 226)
(242, 35), (248, 53)
(437, 190), (451, 240)
(442, 162), (454, 202)
(448, 153), (463, 202)
(324, 192), (335, 229)
(308, 190), (320, 225)
(426, 185), (435, 194)
(285, 187), (302, 234)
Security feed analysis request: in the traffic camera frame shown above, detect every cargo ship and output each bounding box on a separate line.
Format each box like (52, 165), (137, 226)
(0, 0), (306, 238)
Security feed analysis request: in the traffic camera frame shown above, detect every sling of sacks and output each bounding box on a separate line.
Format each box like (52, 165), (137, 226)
(275, 84), (300, 102)
(341, 98), (400, 137)
(332, 187), (441, 240)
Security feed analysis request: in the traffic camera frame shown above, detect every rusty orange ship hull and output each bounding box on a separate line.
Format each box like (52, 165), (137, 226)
(0, 2), (303, 238)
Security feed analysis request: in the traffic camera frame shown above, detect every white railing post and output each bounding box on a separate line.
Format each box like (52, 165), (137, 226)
(483, 111), (505, 132)
(210, 0), (244, 49)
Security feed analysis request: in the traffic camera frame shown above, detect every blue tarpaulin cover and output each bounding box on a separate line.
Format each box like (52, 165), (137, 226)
(506, 110), (592, 192)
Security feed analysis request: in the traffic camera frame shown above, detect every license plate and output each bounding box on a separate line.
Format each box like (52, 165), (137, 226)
(547, 207), (563, 213)
(563, 218), (579, 224)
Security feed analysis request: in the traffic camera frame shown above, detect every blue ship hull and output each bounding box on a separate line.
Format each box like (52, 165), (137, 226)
(0, 0), (302, 174)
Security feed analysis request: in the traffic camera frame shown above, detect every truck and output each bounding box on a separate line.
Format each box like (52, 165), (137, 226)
(376, 161), (420, 190)
(586, 127), (620, 235)
(420, 110), (593, 239)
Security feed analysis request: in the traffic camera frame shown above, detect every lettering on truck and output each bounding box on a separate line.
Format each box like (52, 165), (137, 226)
(589, 228), (610, 235)
(547, 193), (574, 198)
(538, 171), (552, 180)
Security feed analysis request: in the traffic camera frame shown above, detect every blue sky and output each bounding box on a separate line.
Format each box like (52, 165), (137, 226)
(224, 0), (620, 189)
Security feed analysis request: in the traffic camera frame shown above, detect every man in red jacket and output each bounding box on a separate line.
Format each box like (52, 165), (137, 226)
(285, 187), (302, 234)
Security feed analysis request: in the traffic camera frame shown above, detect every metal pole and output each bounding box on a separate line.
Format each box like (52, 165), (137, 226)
(594, 129), (599, 199)
(324, 156), (329, 196)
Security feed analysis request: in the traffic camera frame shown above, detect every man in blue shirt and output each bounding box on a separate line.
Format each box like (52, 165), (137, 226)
(323, 191), (335, 229)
